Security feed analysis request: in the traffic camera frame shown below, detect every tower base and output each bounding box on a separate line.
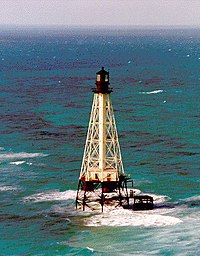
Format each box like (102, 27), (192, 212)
(76, 176), (129, 212)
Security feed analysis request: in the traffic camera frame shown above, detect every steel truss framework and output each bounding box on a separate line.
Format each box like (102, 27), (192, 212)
(80, 93), (124, 179)
(76, 93), (129, 211)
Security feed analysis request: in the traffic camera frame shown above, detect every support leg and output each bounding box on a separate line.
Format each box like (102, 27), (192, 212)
(75, 180), (81, 209)
(125, 180), (129, 208)
(118, 182), (122, 206)
(101, 184), (104, 212)
(83, 191), (86, 211)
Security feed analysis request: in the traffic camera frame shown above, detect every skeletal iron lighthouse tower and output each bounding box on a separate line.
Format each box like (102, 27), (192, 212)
(76, 67), (129, 211)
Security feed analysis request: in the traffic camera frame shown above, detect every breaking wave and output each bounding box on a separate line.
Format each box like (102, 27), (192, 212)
(23, 190), (76, 203)
(82, 193), (182, 227)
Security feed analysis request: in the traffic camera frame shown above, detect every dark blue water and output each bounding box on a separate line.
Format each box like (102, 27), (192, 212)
(0, 27), (199, 255)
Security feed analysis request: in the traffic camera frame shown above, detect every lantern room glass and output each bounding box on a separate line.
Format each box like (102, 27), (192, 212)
(96, 74), (101, 82)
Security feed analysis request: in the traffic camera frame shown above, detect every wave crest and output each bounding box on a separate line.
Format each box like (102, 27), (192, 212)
(23, 190), (76, 203)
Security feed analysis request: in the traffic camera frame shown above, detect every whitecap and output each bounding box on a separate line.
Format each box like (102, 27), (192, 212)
(0, 152), (48, 163)
(86, 247), (94, 252)
(139, 90), (164, 95)
(23, 190), (76, 203)
(0, 186), (19, 192)
(10, 161), (26, 165)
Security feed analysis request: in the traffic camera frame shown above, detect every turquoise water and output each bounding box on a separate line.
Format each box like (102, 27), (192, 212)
(0, 27), (200, 255)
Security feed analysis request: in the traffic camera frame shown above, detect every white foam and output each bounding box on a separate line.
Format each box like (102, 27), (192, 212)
(147, 193), (171, 204)
(0, 185), (19, 191)
(81, 192), (180, 227)
(86, 247), (94, 252)
(84, 208), (182, 227)
(10, 161), (26, 165)
(23, 190), (76, 203)
(0, 152), (48, 163)
(139, 90), (164, 95)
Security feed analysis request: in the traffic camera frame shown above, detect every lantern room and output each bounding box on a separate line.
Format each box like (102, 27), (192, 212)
(94, 67), (112, 94)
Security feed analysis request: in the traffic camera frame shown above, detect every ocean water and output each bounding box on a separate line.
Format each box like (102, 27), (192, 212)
(0, 27), (200, 255)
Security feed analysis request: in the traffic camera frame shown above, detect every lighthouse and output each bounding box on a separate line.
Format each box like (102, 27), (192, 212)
(76, 67), (129, 212)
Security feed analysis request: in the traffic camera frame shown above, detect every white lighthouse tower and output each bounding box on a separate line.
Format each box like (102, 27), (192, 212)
(76, 67), (129, 211)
